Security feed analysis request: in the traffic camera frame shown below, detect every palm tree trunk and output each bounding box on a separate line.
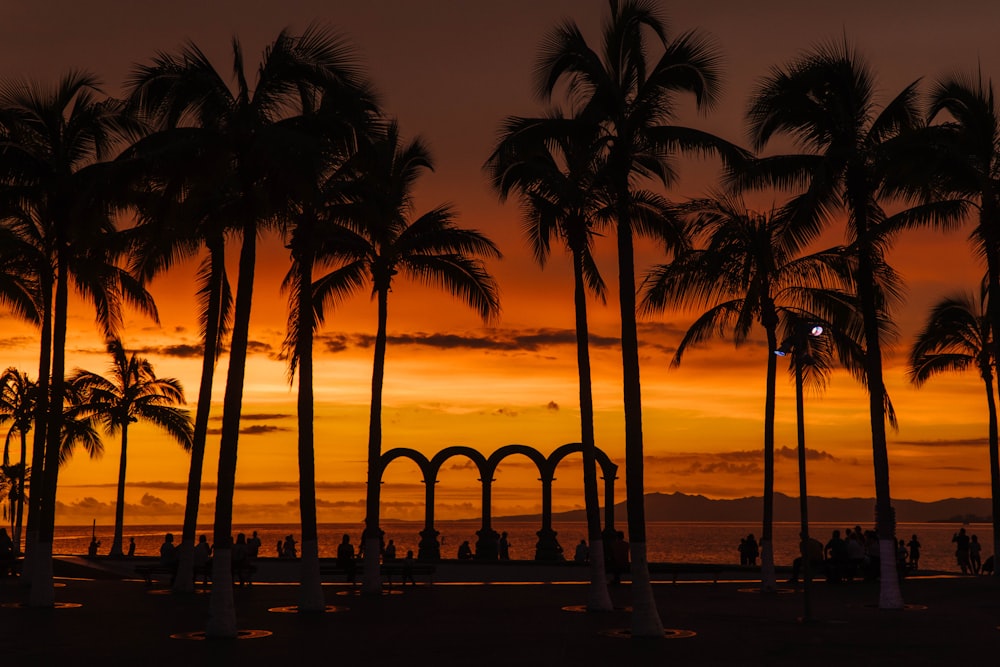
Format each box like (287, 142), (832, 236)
(30, 257), (68, 607)
(108, 424), (129, 557)
(14, 431), (27, 554)
(983, 236), (1000, 577)
(982, 372), (1000, 577)
(362, 285), (389, 595)
(571, 243), (612, 611)
(23, 273), (52, 582)
(616, 211), (664, 637)
(206, 227), (256, 638)
(760, 322), (779, 592)
(856, 248), (903, 609)
(174, 241), (225, 594)
(296, 252), (323, 611)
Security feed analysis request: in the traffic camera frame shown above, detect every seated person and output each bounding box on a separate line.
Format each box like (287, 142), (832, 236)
(336, 533), (357, 583)
(457, 540), (474, 560)
(160, 532), (179, 584)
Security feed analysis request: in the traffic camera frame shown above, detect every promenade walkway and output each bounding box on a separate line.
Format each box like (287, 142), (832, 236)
(1, 560), (997, 666)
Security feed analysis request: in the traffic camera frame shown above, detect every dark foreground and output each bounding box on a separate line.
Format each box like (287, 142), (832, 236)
(1, 562), (997, 666)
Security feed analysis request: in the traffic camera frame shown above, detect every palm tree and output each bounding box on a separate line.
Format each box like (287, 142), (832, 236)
(908, 290), (1000, 573)
(485, 112), (614, 610)
(533, 0), (744, 635)
(926, 73), (1000, 575)
(743, 41), (968, 608)
(319, 121), (501, 594)
(0, 72), (155, 606)
(640, 193), (855, 592)
(282, 118), (374, 611)
(126, 25), (375, 636)
(119, 133), (235, 594)
(0, 367), (38, 554)
(67, 339), (192, 557)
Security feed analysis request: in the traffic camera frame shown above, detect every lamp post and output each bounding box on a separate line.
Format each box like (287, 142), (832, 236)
(775, 324), (825, 623)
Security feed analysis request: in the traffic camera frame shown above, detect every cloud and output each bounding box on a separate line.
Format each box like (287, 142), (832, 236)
(892, 438), (990, 448)
(546, 401), (559, 411)
(132, 344), (204, 359)
(318, 327), (625, 354)
(493, 407), (518, 417)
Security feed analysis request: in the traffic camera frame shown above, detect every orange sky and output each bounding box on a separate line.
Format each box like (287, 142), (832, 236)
(1, 0), (996, 526)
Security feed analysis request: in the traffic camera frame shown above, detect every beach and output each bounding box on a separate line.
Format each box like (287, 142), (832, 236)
(1, 557), (997, 666)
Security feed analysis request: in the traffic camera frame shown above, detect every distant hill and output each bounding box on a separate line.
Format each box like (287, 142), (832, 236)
(495, 492), (994, 524)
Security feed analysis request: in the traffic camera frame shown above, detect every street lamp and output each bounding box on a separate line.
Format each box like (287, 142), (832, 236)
(775, 323), (825, 622)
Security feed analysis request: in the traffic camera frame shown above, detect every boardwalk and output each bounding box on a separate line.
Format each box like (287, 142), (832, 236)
(1, 560), (997, 666)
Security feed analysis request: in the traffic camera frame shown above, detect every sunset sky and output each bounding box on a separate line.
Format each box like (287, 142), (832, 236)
(1, 0), (996, 526)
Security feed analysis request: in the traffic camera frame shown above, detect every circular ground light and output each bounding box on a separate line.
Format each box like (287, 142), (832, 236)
(148, 588), (210, 595)
(268, 604), (348, 613)
(561, 604), (632, 613)
(737, 587), (795, 594)
(600, 628), (697, 639)
(170, 629), (272, 640)
(0, 601), (82, 609)
(335, 588), (403, 596)
(53, 582), (66, 588)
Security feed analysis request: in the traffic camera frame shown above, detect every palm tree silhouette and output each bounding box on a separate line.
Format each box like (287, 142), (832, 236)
(68, 339), (192, 558)
(485, 112), (615, 610)
(908, 290), (1000, 574)
(119, 128), (234, 593)
(0, 367), (38, 554)
(282, 116), (375, 611)
(640, 193), (855, 592)
(744, 41), (966, 608)
(126, 25), (374, 635)
(319, 121), (501, 594)
(926, 73), (1000, 574)
(0, 72), (155, 606)
(532, 0), (744, 635)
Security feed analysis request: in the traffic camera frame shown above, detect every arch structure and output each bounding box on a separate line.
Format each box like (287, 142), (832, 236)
(379, 443), (618, 561)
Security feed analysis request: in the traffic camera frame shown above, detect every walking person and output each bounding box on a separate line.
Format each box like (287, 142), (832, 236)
(953, 527), (972, 575)
(969, 534), (983, 575)
(906, 534), (921, 572)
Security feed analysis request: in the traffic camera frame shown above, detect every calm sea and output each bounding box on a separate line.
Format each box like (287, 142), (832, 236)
(45, 520), (992, 573)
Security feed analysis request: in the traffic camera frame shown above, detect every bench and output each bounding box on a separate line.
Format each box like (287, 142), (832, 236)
(319, 561), (436, 586)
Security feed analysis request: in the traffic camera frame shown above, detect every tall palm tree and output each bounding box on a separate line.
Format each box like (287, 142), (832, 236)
(908, 290), (1000, 573)
(319, 121), (501, 594)
(0, 72), (155, 606)
(282, 117), (374, 611)
(926, 73), (1000, 575)
(533, 0), (744, 635)
(119, 134), (235, 594)
(0, 367), (38, 554)
(67, 339), (193, 557)
(485, 112), (614, 610)
(126, 25), (375, 636)
(640, 193), (855, 592)
(743, 41), (968, 608)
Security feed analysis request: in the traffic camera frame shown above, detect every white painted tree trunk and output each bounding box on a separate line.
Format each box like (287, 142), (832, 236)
(587, 539), (613, 611)
(628, 542), (663, 637)
(759, 539), (776, 592)
(27, 541), (53, 607)
(298, 539), (324, 612)
(21, 529), (36, 583)
(361, 537), (381, 595)
(172, 539), (195, 594)
(878, 538), (904, 609)
(206, 547), (237, 638)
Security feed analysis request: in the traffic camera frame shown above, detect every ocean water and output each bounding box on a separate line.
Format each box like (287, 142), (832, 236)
(46, 520), (992, 573)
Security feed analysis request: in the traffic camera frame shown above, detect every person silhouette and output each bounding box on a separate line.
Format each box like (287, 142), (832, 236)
(232, 532), (250, 586)
(384, 538), (397, 561)
(906, 534), (921, 571)
(498, 532), (510, 560)
(127, 537), (136, 557)
(336, 533), (357, 583)
(281, 534), (297, 559)
(953, 527), (971, 575)
(402, 550), (416, 586)
(159, 533), (178, 584)
(457, 540), (473, 560)
(745, 534), (759, 567)
(969, 534), (983, 575)
(573, 539), (589, 564)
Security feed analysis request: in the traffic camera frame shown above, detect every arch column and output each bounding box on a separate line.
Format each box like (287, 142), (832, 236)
(475, 473), (499, 560)
(534, 472), (563, 560)
(418, 476), (440, 561)
(602, 471), (618, 546)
